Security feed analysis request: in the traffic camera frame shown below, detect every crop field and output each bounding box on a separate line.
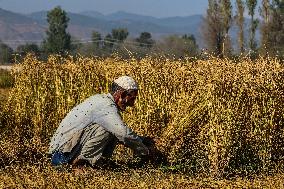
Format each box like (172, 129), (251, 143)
(0, 54), (284, 188)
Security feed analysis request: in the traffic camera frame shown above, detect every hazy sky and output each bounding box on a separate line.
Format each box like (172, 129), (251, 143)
(0, 0), (209, 17)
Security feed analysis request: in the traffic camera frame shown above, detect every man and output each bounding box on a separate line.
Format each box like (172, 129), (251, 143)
(48, 76), (154, 168)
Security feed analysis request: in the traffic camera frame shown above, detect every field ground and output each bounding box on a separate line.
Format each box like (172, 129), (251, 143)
(1, 164), (284, 188)
(0, 65), (12, 71)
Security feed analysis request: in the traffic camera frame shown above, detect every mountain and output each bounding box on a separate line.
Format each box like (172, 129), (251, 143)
(0, 8), (45, 49)
(0, 8), (254, 49)
(27, 10), (174, 40)
(0, 8), (33, 24)
(78, 10), (203, 40)
(159, 15), (202, 28)
(79, 11), (105, 20)
(80, 11), (203, 37)
(105, 11), (158, 23)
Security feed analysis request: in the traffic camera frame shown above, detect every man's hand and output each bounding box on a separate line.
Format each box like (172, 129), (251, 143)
(141, 136), (156, 147)
(141, 136), (166, 165)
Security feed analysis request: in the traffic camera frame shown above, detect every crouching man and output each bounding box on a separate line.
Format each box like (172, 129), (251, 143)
(48, 76), (155, 168)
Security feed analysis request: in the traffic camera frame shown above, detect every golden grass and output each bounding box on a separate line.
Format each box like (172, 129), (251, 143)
(0, 69), (13, 88)
(1, 164), (284, 188)
(1, 54), (284, 178)
(0, 88), (10, 103)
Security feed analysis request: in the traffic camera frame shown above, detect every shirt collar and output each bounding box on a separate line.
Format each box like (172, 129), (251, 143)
(106, 93), (123, 113)
(106, 93), (115, 102)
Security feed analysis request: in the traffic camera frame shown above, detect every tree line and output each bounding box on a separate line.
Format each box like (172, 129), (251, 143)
(0, 1), (283, 63)
(0, 7), (198, 63)
(202, 0), (283, 58)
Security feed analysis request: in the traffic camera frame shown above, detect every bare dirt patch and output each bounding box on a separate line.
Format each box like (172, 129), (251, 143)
(0, 65), (13, 71)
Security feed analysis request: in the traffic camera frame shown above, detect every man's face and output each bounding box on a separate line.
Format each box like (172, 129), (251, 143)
(116, 90), (138, 111)
(123, 90), (138, 107)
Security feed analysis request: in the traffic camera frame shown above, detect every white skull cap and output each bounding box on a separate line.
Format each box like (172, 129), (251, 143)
(113, 76), (139, 90)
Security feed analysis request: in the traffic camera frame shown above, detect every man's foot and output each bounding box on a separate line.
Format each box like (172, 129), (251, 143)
(72, 167), (89, 175)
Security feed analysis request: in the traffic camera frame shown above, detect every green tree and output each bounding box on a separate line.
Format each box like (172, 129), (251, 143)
(202, 0), (223, 56)
(111, 28), (129, 42)
(102, 28), (129, 56)
(136, 32), (155, 47)
(260, 0), (271, 55)
(220, 0), (233, 55)
(92, 31), (102, 49)
(0, 41), (13, 64)
(16, 43), (40, 56)
(246, 0), (259, 52)
(42, 6), (71, 54)
(236, 0), (245, 53)
(182, 34), (199, 55)
(260, 0), (284, 56)
(155, 34), (199, 58)
(103, 33), (115, 51)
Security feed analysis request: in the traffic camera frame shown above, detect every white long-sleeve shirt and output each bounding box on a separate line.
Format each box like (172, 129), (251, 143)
(48, 93), (148, 156)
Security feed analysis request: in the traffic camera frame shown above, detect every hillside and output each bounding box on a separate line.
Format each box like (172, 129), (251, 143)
(0, 8), (254, 49)
(0, 8), (45, 48)
(28, 10), (202, 37)
(0, 8), (204, 48)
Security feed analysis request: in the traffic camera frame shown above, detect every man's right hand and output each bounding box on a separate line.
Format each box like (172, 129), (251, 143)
(141, 136), (156, 147)
(141, 136), (166, 165)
